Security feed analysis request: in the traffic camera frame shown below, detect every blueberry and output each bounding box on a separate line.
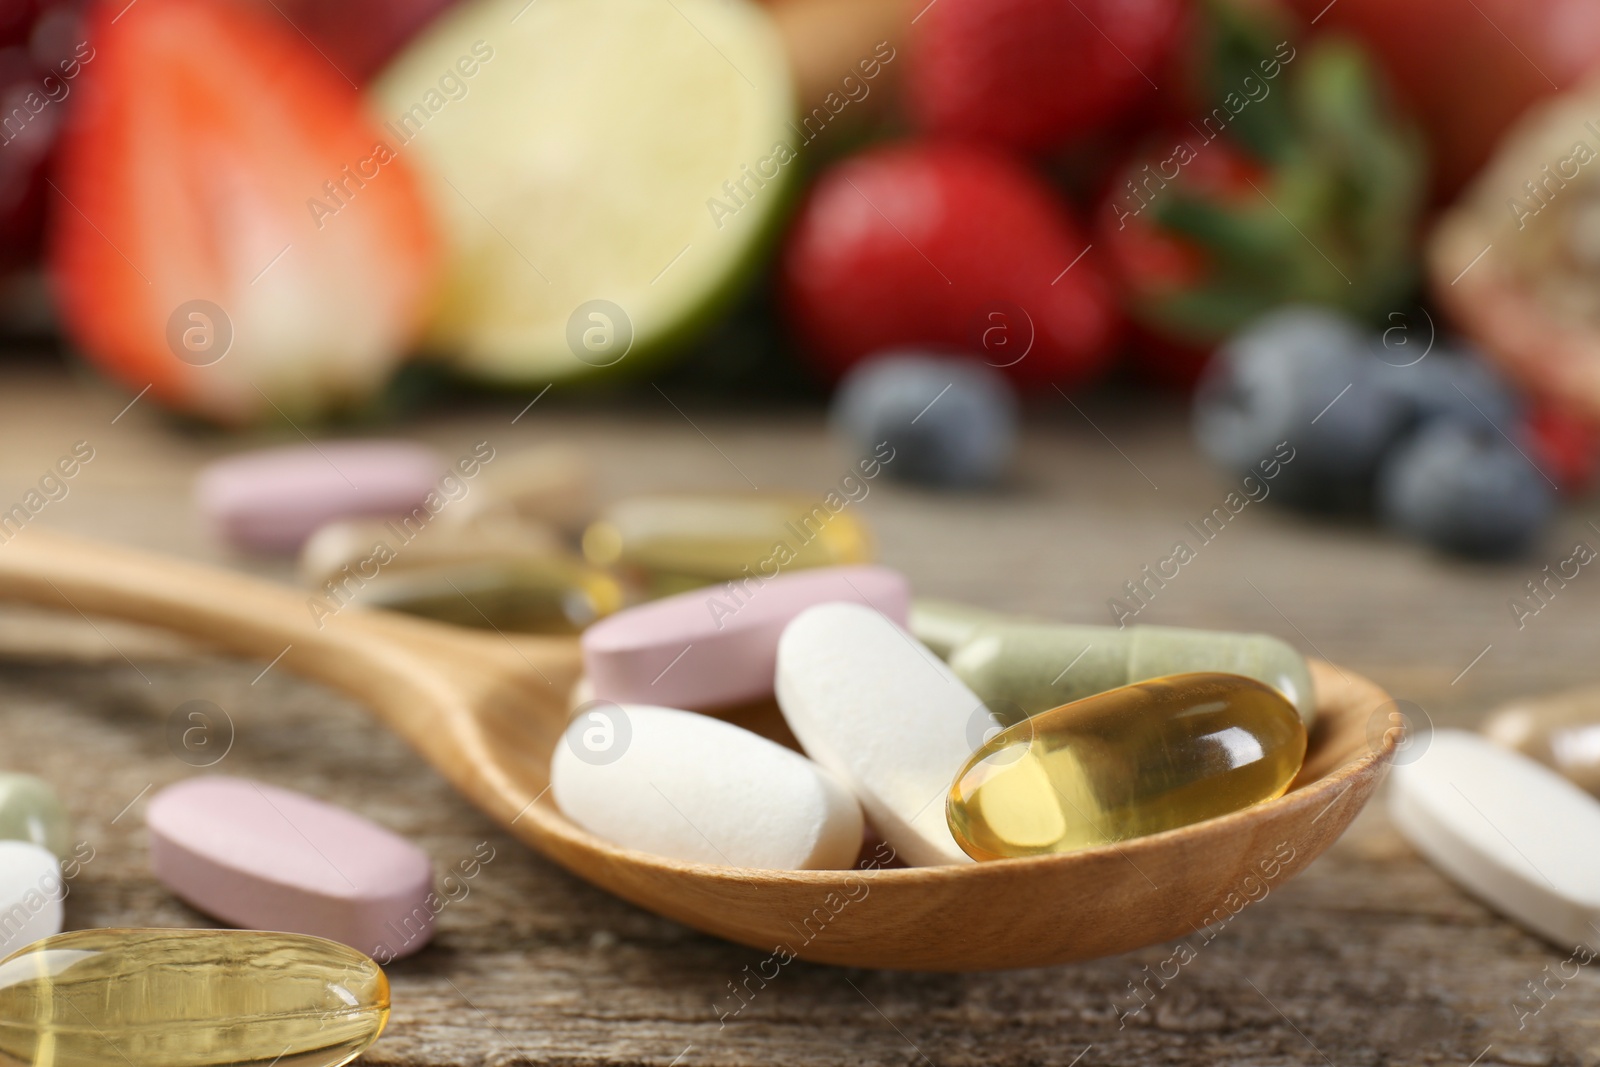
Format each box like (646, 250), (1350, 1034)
(1377, 420), (1555, 558)
(1370, 343), (1522, 430)
(831, 351), (1018, 488)
(1194, 306), (1410, 511)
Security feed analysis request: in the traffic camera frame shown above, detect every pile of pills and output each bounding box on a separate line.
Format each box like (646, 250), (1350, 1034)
(0, 432), (1581, 1060)
(0, 441), (905, 1063)
(558, 566), (1316, 869)
(197, 441), (876, 633)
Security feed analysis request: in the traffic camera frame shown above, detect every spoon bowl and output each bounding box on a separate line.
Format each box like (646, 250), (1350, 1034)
(0, 530), (1397, 971)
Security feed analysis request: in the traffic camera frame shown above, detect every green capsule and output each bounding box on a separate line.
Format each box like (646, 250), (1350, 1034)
(907, 600), (1014, 660)
(949, 620), (1316, 726)
(354, 557), (623, 633)
(0, 929), (388, 1067)
(0, 775), (70, 858)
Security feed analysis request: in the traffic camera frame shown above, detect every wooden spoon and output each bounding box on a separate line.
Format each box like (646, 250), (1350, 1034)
(0, 529), (1398, 971)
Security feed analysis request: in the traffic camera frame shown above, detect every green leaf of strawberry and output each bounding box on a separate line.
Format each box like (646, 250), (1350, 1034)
(1099, 2), (1424, 384)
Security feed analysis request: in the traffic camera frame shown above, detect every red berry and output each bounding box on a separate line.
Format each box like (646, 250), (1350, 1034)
(49, 0), (440, 423)
(909, 0), (1186, 153)
(780, 141), (1120, 389)
(1526, 402), (1600, 496)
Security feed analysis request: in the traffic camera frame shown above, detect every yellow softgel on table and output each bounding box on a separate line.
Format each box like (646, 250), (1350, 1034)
(0, 929), (388, 1067)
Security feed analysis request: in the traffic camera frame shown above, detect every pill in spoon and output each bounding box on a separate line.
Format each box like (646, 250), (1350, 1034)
(581, 564), (909, 711)
(552, 704), (864, 869)
(945, 617), (1316, 725)
(948, 673), (1307, 860)
(777, 602), (981, 866)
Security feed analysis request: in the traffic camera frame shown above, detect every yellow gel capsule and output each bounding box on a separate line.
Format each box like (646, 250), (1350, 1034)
(948, 673), (1307, 860)
(0, 929), (387, 1067)
(582, 493), (873, 593)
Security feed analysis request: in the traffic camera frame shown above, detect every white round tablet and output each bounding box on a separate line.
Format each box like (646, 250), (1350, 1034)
(1390, 728), (1600, 950)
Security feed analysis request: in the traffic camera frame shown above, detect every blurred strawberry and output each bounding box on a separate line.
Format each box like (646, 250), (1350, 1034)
(50, 0), (439, 423)
(908, 0), (1185, 154)
(781, 141), (1120, 389)
(1289, 0), (1600, 202)
(1096, 4), (1424, 389)
(241, 0), (460, 85)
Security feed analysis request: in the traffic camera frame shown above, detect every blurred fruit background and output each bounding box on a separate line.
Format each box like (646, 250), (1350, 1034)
(7, 0), (1600, 558)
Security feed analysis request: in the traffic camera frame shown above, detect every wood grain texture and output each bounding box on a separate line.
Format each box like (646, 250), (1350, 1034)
(1, 370), (1598, 1064)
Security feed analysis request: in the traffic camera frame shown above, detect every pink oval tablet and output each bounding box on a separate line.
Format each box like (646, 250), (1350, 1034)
(147, 777), (436, 961)
(196, 441), (445, 553)
(582, 564), (910, 710)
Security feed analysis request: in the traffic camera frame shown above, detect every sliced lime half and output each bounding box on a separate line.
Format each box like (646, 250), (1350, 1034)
(372, 0), (797, 382)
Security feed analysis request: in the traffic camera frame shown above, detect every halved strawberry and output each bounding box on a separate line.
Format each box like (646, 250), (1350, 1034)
(49, 0), (439, 423)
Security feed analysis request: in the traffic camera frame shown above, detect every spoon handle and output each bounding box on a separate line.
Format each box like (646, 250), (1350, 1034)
(0, 527), (552, 706)
(0, 528), (583, 888)
(0, 527), (331, 657)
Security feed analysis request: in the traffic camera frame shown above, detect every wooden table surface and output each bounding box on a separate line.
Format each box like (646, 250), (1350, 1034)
(2, 365), (1596, 1067)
